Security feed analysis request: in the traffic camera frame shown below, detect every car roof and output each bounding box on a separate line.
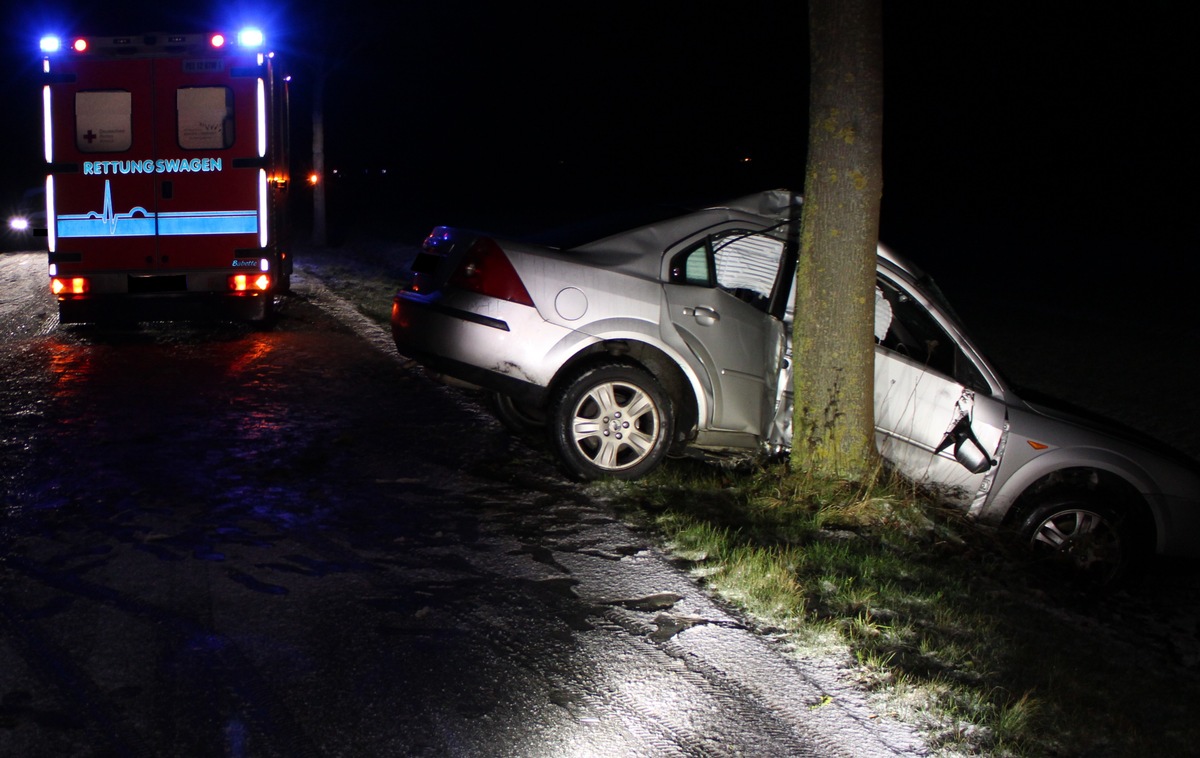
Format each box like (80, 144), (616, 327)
(512, 189), (927, 290)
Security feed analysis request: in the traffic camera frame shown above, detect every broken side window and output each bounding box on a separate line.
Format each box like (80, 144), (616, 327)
(669, 230), (787, 313)
(713, 232), (784, 310)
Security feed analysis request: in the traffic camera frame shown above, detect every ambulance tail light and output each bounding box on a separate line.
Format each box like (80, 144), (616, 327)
(229, 273), (272, 292)
(51, 277), (89, 296)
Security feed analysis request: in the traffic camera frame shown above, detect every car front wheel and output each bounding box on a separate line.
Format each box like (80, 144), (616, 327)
(549, 363), (673, 480)
(1021, 497), (1131, 583)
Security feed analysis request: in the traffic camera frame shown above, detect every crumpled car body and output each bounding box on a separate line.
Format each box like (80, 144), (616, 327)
(392, 189), (1200, 578)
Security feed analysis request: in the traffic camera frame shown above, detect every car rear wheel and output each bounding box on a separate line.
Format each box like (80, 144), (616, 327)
(549, 363), (673, 480)
(1021, 497), (1130, 584)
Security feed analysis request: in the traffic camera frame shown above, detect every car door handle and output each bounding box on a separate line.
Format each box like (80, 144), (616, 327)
(683, 306), (720, 326)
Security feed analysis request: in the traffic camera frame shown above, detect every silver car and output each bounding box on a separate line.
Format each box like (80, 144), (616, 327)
(391, 189), (1200, 578)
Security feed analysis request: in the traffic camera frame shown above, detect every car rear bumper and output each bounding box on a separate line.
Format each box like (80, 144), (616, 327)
(391, 290), (577, 404)
(57, 292), (274, 323)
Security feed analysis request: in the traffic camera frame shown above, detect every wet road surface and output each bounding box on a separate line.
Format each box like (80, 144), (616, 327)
(0, 251), (924, 757)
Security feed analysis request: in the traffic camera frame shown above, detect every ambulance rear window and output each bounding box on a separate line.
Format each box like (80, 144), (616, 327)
(76, 90), (132, 153)
(177, 87), (235, 150)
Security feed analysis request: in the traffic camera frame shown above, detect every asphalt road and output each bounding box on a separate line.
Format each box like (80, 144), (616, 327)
(0, 251), (925, 757)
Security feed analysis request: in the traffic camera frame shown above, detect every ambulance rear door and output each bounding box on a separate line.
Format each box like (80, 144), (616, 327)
(50, 55), (157, 274)
(152, 50), (262, 272)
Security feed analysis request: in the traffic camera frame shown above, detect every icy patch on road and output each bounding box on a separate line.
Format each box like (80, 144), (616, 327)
(555, 544), (930, 757)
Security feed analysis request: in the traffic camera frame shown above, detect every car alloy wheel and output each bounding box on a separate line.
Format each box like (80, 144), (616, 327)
(550, 363), (673, 480)
(1022, 498), (1125, 583)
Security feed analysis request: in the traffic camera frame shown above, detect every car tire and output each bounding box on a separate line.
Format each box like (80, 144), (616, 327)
(488, 392), (545, 435)
(549, 363), (674, 480)
(1020, 496), (1135, 584)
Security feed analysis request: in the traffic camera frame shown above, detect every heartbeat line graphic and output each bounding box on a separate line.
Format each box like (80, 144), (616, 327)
(98, 179), (153, 234)
(55, 180), (258, 238)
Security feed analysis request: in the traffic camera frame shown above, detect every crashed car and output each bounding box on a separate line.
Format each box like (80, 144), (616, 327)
(391, 189), (1200, 578)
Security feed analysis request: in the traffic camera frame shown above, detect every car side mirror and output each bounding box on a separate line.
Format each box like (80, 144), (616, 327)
(954, 437), (993, 474)
(936, 415), (995, 475)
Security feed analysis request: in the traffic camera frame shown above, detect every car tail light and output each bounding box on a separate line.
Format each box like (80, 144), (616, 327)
(447, 237), (534, 306)
(51, 277), (88, 295)
(229, 273), (272, 292)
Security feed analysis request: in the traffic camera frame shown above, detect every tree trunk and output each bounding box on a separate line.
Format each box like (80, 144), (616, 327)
(790, 0), (884, 481)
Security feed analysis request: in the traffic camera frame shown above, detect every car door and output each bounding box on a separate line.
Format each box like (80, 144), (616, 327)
(873, 273), (1006, 505)
(662, 229), (789, 438)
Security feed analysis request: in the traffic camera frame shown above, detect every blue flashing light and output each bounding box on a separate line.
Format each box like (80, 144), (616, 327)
(40, 36), (61, 54)
(237, 28), (264, 48)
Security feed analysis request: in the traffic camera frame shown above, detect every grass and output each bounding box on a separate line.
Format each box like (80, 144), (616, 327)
(588, 458), (1200, 757)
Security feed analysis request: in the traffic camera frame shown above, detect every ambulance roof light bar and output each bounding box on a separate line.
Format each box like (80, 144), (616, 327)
(209, 28), (263, 49)
(40, 28), (265, 56)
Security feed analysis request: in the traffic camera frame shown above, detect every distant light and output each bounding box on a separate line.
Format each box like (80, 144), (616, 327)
(308, 173), (319, 186)
(238, 28), (264, 48)
(72, 38), (88, 53)
(9, 217), (29, 232)
(40, 36), (61, 53)
(210, 33), (226, 48)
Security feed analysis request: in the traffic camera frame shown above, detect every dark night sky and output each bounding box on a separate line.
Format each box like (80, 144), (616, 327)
(3, 1), (1197, 321)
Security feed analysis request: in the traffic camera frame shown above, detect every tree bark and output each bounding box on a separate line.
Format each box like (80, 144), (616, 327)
(790, 0), (884, 481)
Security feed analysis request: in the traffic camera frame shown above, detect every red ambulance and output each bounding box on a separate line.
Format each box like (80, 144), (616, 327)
(40, 29), (291, 323)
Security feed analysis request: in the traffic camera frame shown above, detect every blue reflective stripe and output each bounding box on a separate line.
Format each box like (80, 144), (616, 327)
(56, 209), (257, 237)
(58, 213), (156, 238)
(159, 211), (257, 236)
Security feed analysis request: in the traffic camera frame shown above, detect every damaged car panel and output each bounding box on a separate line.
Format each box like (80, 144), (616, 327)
(391, 189), (1200, 579)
